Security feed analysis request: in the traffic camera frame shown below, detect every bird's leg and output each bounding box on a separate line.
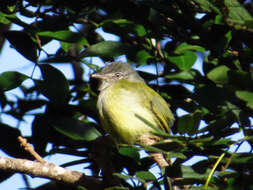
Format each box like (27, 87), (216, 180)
(137, 134), (169, 168)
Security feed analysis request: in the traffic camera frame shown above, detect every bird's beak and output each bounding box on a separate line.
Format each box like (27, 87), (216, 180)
(91, 73), (107, 80)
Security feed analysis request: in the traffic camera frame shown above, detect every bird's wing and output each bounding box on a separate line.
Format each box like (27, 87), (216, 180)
(139, 85), (174, 133)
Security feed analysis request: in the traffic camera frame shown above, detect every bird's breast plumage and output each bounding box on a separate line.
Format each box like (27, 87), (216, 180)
(97, 80), (174, 144)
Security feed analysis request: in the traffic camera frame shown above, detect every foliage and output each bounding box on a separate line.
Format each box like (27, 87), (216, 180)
(0, 0), (253, 189)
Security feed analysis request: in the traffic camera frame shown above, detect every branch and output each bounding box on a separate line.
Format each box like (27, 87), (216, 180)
(18, 136), (46, 164)
(0, 156), (103, 189)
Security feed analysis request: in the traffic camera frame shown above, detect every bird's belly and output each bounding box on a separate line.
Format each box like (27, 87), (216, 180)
(101, 90), (156, 144)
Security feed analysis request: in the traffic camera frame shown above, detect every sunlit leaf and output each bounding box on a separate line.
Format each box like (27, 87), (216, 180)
(193, 0), (221, 13)
(79, 41), (132, 58)
(168, 51), (197, 70)
(235, 90), (253, 109)
(207, 65), (230, 84)
(224, 0), (253, 29)
(38, 30), (89, 45)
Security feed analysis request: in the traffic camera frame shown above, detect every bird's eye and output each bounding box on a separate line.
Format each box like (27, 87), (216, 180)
(115, 72), (121, 78)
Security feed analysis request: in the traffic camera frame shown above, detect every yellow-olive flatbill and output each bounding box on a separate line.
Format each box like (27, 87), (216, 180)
(92, 62), (174, 167)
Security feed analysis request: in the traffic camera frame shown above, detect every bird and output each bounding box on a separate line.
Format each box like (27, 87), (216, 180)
(92, 62), (174, 167)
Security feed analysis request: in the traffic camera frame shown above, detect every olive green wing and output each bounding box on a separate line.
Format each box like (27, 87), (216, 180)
(145, 87), (174, 133)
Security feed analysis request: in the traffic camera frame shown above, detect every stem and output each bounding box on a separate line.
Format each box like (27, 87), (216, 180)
(204, 153), (225, 188)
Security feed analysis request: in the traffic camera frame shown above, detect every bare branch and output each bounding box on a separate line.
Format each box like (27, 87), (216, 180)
(0, 156), (103, 189)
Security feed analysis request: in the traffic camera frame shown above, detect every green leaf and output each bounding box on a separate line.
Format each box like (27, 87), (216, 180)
(119, 146), (140, 161)
(0, 71), (28, 91)
(77, 186), (87, 190)
(177, 110), (202, 135)
(143, 145), (165, 154)
(136, 50), (153, 65)
(38, 30), (89, 45)
(153, 139), (186, 152)
(78, 99), (98, 120)
(168, 51), (197, 70)
(135, 171), (156, 182)
(166, 152), (187, 160)
(235, 90), (253, 109)
(186, 187), (218, 190)
(230, 153), (253, 164)
(165, 70), (199, 81)
(37, 64), (70, 105)
(193, 0), (221, 14)
(218, 171), (237, 178)
(0, 11), (11, 24)
(101, 19), (146, 37)
(61, 41), (73, 52)
(0, 11), (16, 24)
(167, 43), (205, 70)
(5, 31), (38, 62)
(174, 43), (205, 53)
(224, 0), (253, 29)
(212, 138), (232, 146)
(52, 117), (101, 141)
(79, 41), (131, 58)
(228, 70), (253, 90)
(189, 137), (214, 144)
(113, 173), (134, 180)
(181, 165), (210, 180)
(207, 65), (230, 84)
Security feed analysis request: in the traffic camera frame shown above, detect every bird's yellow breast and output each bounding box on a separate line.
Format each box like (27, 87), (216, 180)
(97, 80), (172, 144)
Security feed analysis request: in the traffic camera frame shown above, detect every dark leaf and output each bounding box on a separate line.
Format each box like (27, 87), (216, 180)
(17, 99), (47, 113)
(119, 146), (140, 161)
(37, 64), (70, 106)
(101, 19), (147, 37)
(165, 69), (201, 82)
(181, 165), (210, 180)
(41, 55), (75, 63)
(52, 117), (101, 141)
(104, 186), (128, 190)
(0, 71), (28, 91)
(135, 171), (156, 182)
(5, 31), (38, 62)
(177, 110), (202, 135)
(0, 122), (32, 159)
(135, 50), (154, 65)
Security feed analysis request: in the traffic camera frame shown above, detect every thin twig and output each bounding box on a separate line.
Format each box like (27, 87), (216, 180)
(17, 136), (46, 164)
